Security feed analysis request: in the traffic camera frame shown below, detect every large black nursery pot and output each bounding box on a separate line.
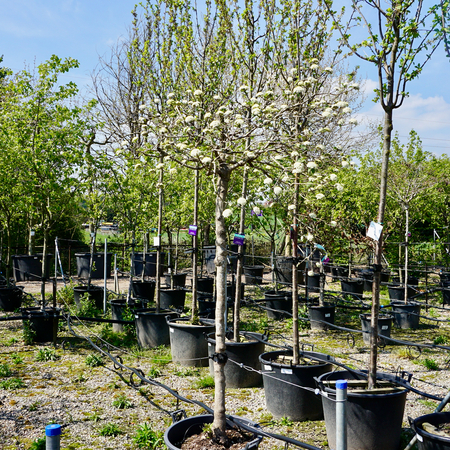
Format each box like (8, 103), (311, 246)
(0, 286), (23, 312)
(360, 313), (393, 345)
(260, 349), (334, 421)
(331, 265), (348, 281)
(412, 412), (450, 450)
(274, 256), (305, 285)
(110, 298), (143, 333)
(207, 331), (267, 388)
(197, 293), (216, 319)
(73, 285), (104, 310)
(133, 252), (165, 277)
(442, 281), (450, 305)
(341, 278), (364, 300)
(316, 370), (407, 450)
(132, 280), (155, 302)
(306, 272), (321, 293)
(243, 265), (264, 285)
(22, 307), (60, 343)
(135, 308), (179, 348)
(264, 290), (292, 320)
(388, 283), (415, 302)
(164, 272), (187, 289)
(308, 303), (335, 331)
(167, 317), (215, 367)
(164, 415), (262, 450)
(12, 254), (52, 282)
(75, 252), (112, 279)
(391, 301), (421, 329)
(195, 277), (214, 294)
(160, 288), (186, 310)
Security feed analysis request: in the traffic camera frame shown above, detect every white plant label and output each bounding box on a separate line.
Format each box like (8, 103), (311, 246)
(325, 313), (331, 318)
(263, 365), (272, 371)
(381, 325), (388, 330)
(367, 221), (383, 241)
(153, 237), (160, 246)
(170, 328), (174, 333)
(281, 368), (293, 375)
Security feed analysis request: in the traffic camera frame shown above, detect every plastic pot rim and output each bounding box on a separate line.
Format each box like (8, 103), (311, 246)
(259, 349), (334, 369)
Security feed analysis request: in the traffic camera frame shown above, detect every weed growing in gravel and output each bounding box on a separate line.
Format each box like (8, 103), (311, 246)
(278, 416), (294, 427)
(421, 358), (439, 370)
(88, 411), (102, 422)
(99, 422), (122, 436)
(174, 367), (200, 377)
(149, 346), (172, 367)
(112, 394), (133, 409)
(133, 423), (164, 449)
(29, 437), (45, 450)
(10, 353), (23, 364)
(7, 337), (18, 345)
(0, 377), (25, 389)
(0, 363), (12, 377)
(22, 320), (36, 345)
(147, 367), (162, 378)
(85, 354), (104, 367)
(35, 347), (59, 362)
(29, 401), (40, 411)
(192, 375), (215, 389)
(434, 335), (449, 345)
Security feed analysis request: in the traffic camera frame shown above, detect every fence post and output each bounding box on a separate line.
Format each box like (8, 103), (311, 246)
(45, 424), (61, 450)
(336, 379), (347, 450)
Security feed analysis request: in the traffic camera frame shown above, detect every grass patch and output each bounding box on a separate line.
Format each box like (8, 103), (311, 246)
(112, 394), (133, 409)
(99, 422), (122, 437)
(133, 423), (164, 449)
(192, 375), (215, 389)
(0, 377), (25, 389)
(35, 347), (59, 362)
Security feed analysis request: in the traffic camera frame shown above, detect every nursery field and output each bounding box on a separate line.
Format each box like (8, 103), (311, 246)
(1, 274), (450, 450)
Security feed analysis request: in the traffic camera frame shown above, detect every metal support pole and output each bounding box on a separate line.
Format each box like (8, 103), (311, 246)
(104, 239), (107, 314)
(336, 380), (347, 450)
(45, 424), (61, 450)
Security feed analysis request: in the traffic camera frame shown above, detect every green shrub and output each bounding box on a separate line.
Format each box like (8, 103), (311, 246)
(99, 423), (122, 436)
(85, 354), (104, 367)
(29, 437), (46, 450)
(192, 375), (215, 389)
(35, 347), (59, 362)
(112, 394), (133, 409)
(0, 377), (25, 389)
(0, 363), (12, 377)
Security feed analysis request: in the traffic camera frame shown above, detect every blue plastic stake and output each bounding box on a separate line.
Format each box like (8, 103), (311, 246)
(45, 424), (61, 450)
(335, 380), (347, 450)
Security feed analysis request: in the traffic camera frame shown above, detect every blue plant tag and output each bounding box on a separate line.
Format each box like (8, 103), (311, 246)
(233, 233), (245, 245)
(188, 225), (198, 236)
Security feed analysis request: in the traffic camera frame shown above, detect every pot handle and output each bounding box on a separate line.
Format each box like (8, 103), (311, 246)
(408, 416), (417, 433)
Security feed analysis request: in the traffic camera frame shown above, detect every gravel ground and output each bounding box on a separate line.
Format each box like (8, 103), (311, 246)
(1, 274), (450, 449)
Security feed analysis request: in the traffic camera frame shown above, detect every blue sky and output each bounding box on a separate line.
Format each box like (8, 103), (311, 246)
(1, 0), (449, 156)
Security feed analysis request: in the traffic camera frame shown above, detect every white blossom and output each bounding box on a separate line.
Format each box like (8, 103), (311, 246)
(330, 220), (337, 227)
(350, 82), (360, 90)
(310, 64), (319, 70)
(291, 151), (299, 157)
(334, 101), (349, 108)
(156, 163), (164, 169)
(223, 209), (233, 218)
(324, 67), (333, 73)
(190, 148), (201, 158)
(185, 115), (195, 123)
(306, 161), (318, 169)
(235, 118), (245, 127)
(264, 178), (273, 185)
(282, 175), (290, 182)
(194, 89), (203, 96)
(330, 173), (338, 181)
(308, 270), (315, 277)
(341, 160), (349, 168)
(169, 168), (177, 175)
(139, 104), (147, 110)
(253, 206), (261, 215)
(322, 108), (333, 118)
(210, 120), (221, 128)
(237, 197), (247, 206)
(159, 127), (168, 134)
(273, 186), (282, 195)
(121, 140), (128, 147)
(316, 144), (325, 150)
(176, 143), (188, 150)
(201, 157), (212, 164)
(316, 193), (325, 200)
(294, 161), (304, 170)
(306, 232), (314, 241)
(349, 118), (358, 125)
(293, 86), (305, 94)
(342, 107), (352, 114)
(204, 112), (212, 119)
(336, 183), (344, 191)
(288, 204), (295, 211)
(167, 93), (175, 99)
(309, 212), (317, 219)
(213, 95), (221, 100)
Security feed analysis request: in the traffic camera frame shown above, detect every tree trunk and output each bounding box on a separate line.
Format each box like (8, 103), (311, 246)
(233, 167), (248, 342)
(155, 157), (164, 313)
(292, 173), (300, 365)
(191, 168), (199, 321)
(404, 206), (409, 304)
(128, 230), (136, 303)
(41, 228), (49, 308)
(368, 107), (393, 389)
(213, 168), (230, 435)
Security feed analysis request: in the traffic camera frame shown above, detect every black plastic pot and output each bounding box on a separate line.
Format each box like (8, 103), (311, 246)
(207, 332), (267, 388)
(226, 282), (245, 302)
(341, 278), (364, 300)
(388, 284), (415, 302)
(243, 265), (264, 285)
(260, 350), (334, 421)
(0, 286), (23, 312)
(12, 254), (52, 282)
(167, 317), (215, 367)
(133, 252), (165, 277)
(164, 273), (187, 289)
(274, 256), (305, 285)
(132, 280), (155, 302)
(443, 281), (450, 305)
(110, 299), (143, 333)
(360, 313), (393, 345)
(198, 295), (215, 319)
(317, 370), (407, 450)
(357, 269), (374, 292)
(160, 288), (186, 310)
(391, 301), (421, 329)
(308, 304), (335, 331)
(75, 252), (112, 279)
(135, 309), (179, 348)
(440, 271), (450, 286)
(195, 277), (214, 294)
(412, 412), (450, 450)
(22, 307), (60, 343)
(73, 285), (104, 310)
(164, 414), (262, 450)
(331, 265), (348, 281)
(264, 290), (292, 320)
(392, 275), (419, 287)
(306, 272), (320, 293)
(381, 270), (391, 283)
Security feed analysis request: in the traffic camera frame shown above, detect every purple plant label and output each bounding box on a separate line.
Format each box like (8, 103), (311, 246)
(188, 225), (198, 236)
(251, 210), (263, 216)
(233, 234), (245, 245)
(322, 256), (330, 265)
